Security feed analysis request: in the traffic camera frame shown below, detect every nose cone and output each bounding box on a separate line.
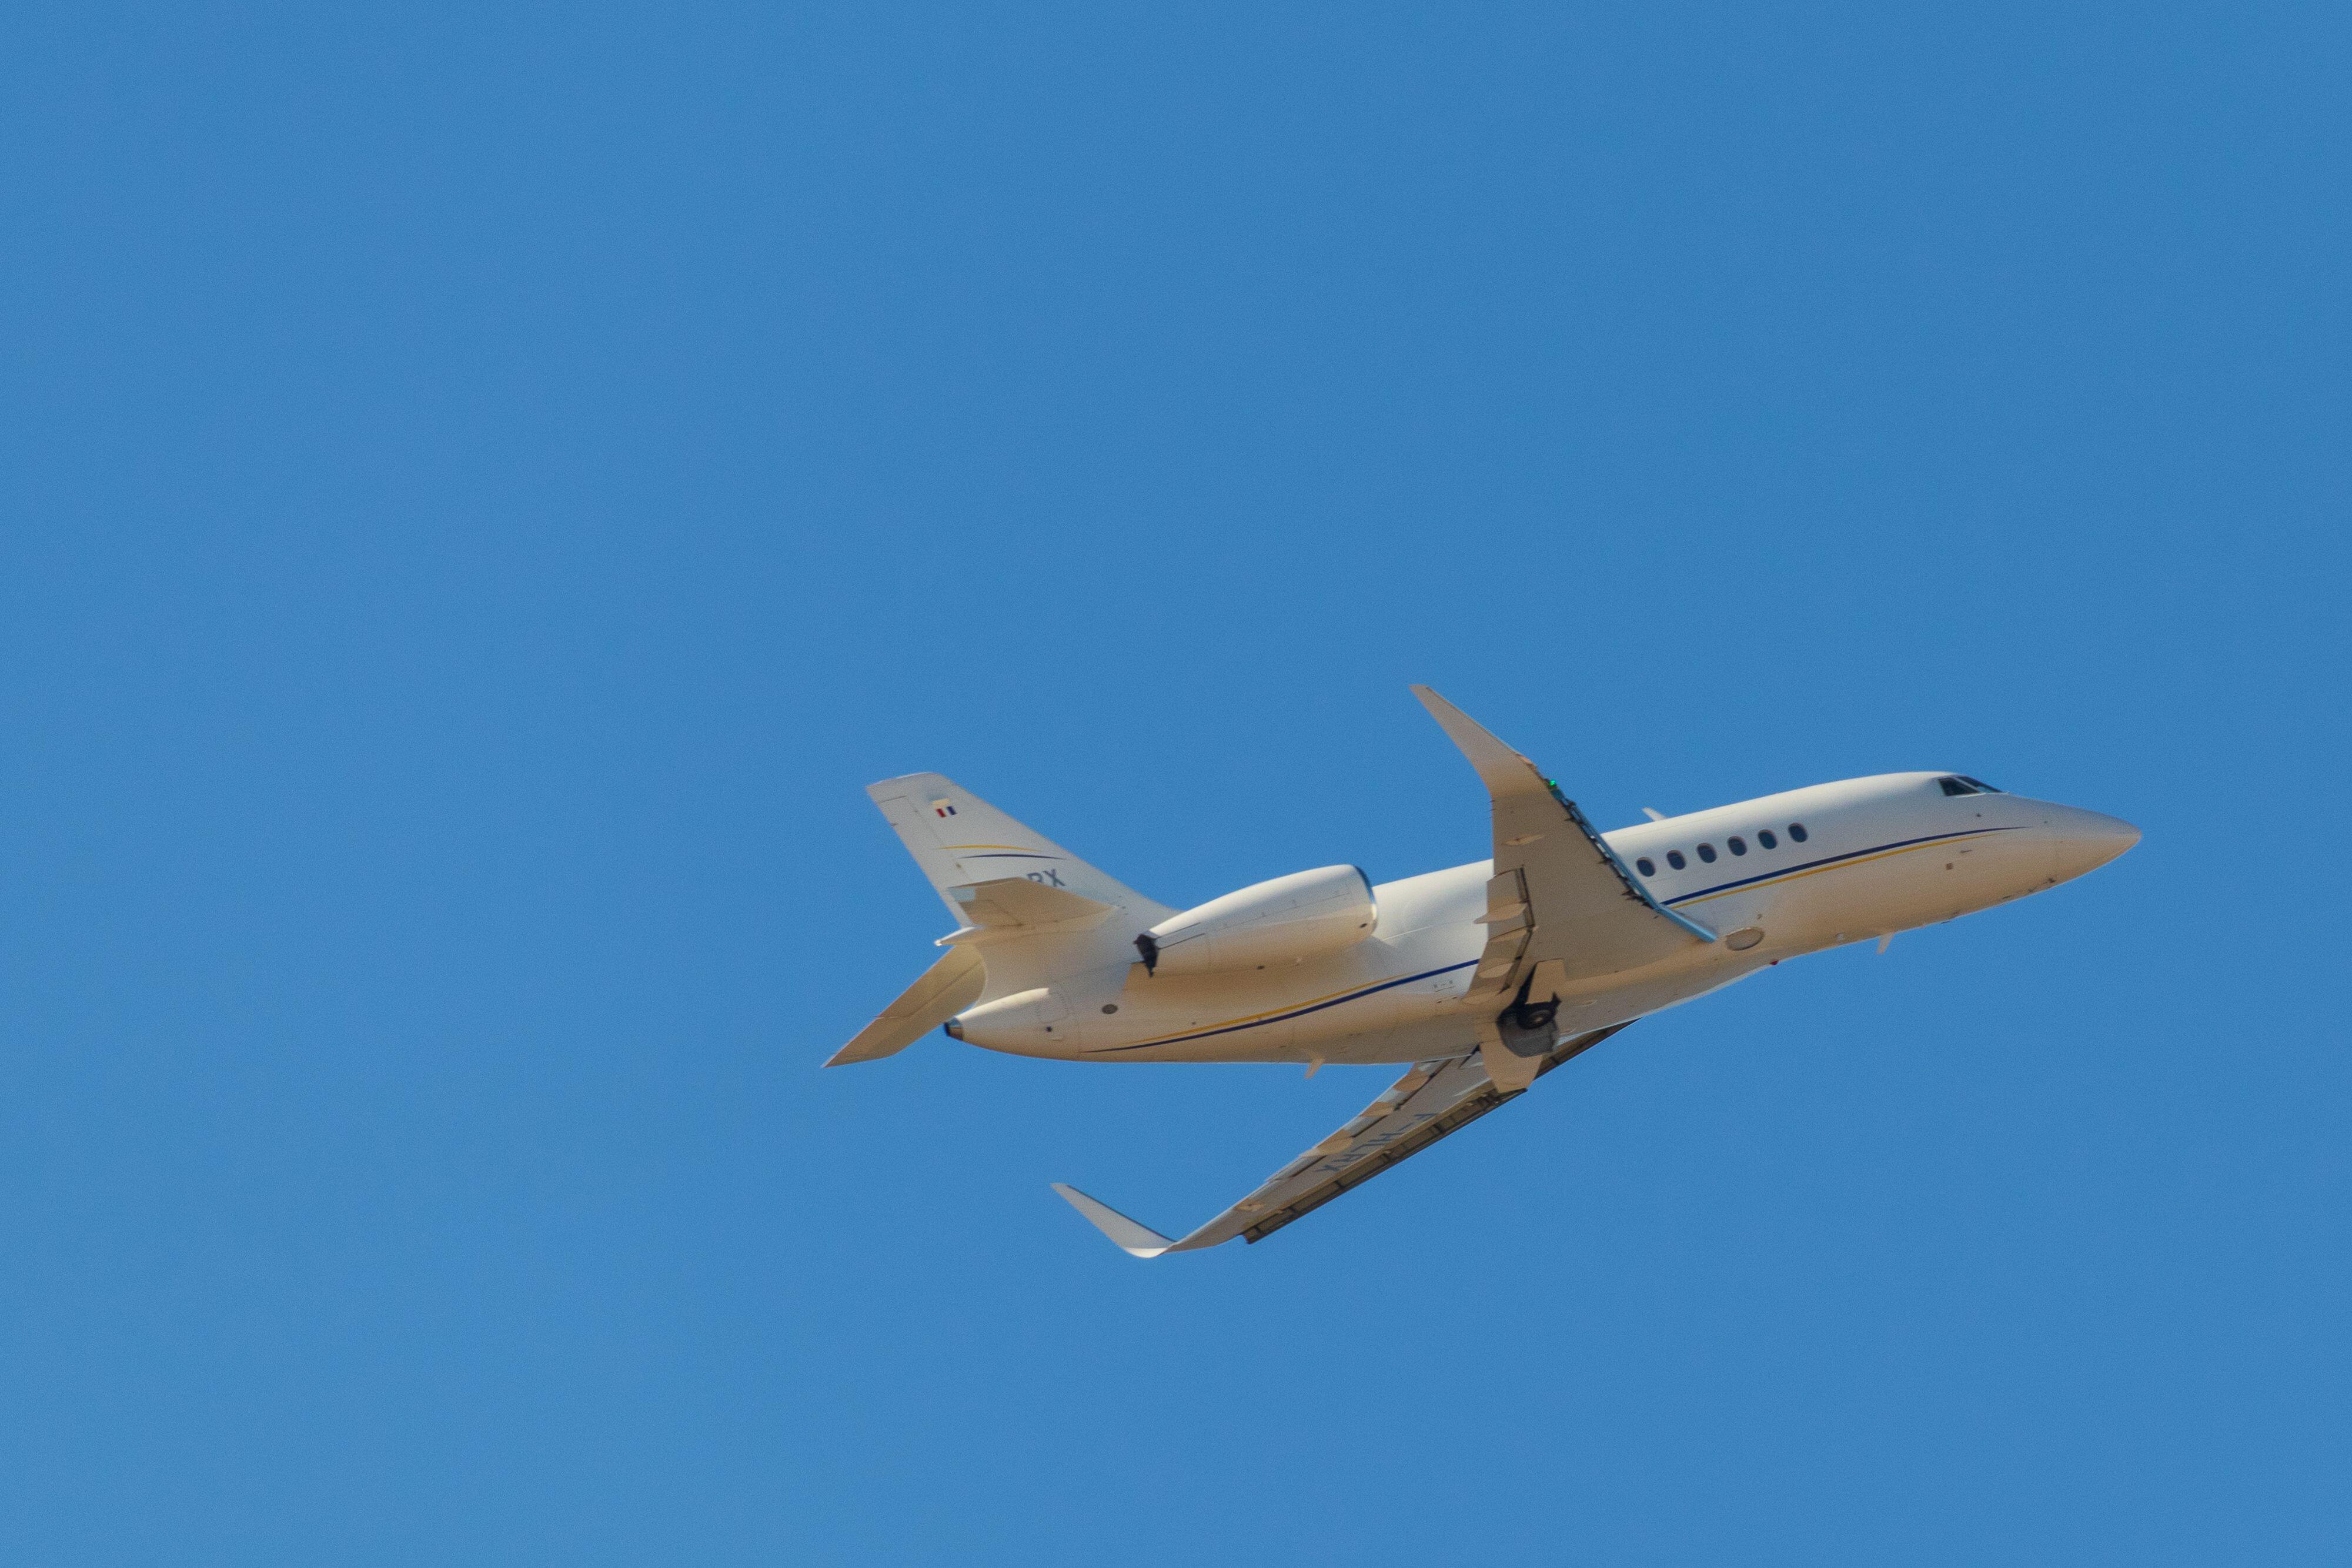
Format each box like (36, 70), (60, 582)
(2046, 805), (2140, 881)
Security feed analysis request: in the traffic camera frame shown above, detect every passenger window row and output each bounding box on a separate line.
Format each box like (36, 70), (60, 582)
(1633, 822), (1807, 880)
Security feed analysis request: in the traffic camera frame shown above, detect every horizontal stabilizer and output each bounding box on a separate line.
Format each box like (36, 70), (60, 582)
(941, 877), (1115, 943)
(1050, 1183), (1177, 1258)
(827, 945), (986, 1066)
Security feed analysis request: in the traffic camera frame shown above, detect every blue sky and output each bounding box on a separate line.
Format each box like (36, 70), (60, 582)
(4, 3), (2347, 1562)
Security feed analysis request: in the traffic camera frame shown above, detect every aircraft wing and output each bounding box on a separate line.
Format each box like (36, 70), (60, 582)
(1413, 684), (1713, 985)
(1406, 686), (1709, 1093)
(1053, 1021), (1632, 1256)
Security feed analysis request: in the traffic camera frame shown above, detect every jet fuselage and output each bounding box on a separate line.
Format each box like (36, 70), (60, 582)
(949, 771), (2137, 1065)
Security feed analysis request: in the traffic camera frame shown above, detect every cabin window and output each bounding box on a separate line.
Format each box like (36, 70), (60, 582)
(1758, 829), (1778, 850)
(1696, 842), (1717, 863)
(1788, 822), (1808, 842)
(1666, 850), (1686, 870)
(1728, 836), (1746, 855)
(1635, 857), (1655, 877)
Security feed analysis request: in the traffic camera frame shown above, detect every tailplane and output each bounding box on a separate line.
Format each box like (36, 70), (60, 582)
(827, 946), (985, 1066)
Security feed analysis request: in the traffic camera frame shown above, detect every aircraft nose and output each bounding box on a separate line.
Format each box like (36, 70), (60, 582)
(2046, 805), (2140, 880)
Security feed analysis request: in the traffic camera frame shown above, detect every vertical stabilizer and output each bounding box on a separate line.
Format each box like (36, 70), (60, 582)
(866, 773), (1175, 926)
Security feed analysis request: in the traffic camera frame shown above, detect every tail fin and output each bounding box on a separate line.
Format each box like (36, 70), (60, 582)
(866, 773), (1174, 925)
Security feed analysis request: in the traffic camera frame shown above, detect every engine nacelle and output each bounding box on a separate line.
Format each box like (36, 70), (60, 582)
(1135, 865), (1377, 978)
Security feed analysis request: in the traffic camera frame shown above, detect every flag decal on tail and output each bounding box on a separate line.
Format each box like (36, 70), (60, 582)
(933, 799), (957, 818)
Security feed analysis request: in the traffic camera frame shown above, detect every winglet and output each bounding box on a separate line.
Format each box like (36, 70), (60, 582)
(1050, 1183), (1175, 1258)
(1409, 684), (1541, 795)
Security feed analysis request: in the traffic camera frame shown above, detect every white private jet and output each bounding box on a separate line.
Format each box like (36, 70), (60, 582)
(832, 687), (2137, 1257)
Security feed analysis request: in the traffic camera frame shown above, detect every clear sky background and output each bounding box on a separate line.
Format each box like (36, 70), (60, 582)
(5, 4), (2347, 1562)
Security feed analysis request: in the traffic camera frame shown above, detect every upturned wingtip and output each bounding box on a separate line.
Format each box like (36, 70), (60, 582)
(1050, 1183), (1175, 1258)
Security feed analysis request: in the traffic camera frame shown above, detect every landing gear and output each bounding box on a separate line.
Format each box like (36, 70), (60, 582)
(1495, 974), (1560, 1058)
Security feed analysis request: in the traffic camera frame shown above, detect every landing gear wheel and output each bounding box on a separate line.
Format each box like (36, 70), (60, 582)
(1495, 975), (1561, 1057)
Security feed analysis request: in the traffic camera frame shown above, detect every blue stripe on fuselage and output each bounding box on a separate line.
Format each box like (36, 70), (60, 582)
(1083, 824), (2020, 1055)
(1658, 825), (2019, 905)
(1087, 960), (1479, 1054)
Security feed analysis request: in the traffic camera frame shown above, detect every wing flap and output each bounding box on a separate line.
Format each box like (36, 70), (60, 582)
(1235, 1021), (1630, 1245)
(1053, 1022), (1633, 1256)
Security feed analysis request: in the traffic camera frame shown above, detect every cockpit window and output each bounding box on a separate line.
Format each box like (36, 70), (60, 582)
(1937, 776), (1975, 796)
(1959, 776), (2002, 793)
